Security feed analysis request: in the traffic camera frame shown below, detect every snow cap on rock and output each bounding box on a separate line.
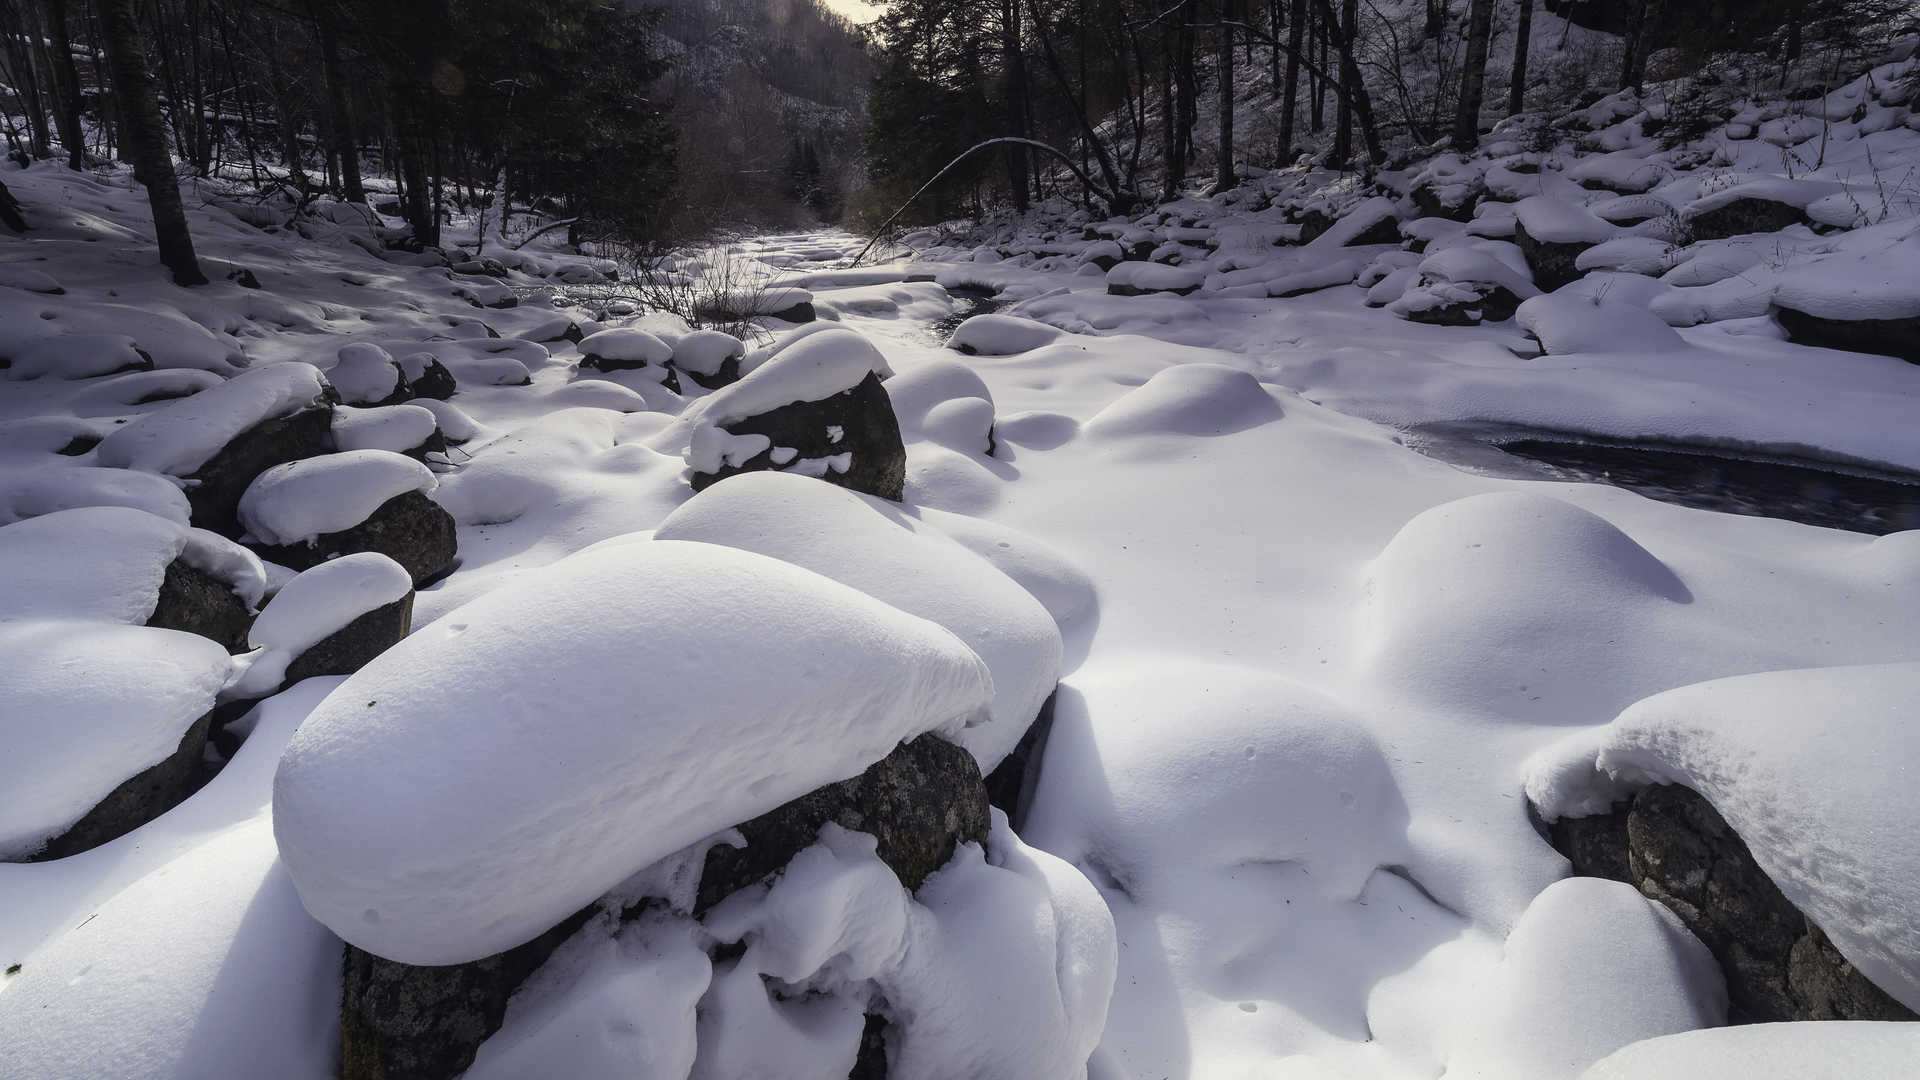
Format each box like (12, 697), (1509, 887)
(94, 362), (332, 477)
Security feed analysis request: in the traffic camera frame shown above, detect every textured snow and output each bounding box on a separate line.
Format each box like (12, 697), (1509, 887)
(0, 505), (265, 623)
(94, 362), (331, 476)
(1526, 662), (1920, 1013)
(237, 449), (437, 545)
(272, 540), (993, 964)
(0, 620), (232, 860)
(655, 471), (1061, 770)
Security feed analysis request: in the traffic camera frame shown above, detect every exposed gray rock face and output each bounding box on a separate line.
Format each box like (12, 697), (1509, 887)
(249, 490), (457, 587)
(1774, 305), (1920, 365)
(689, 371), (907, 502)
(183, 405), (335, 536)
(29, 712), (212, 862)
(1546, 782), (1919, 1023)
(1686, 196), (1811, 241)
(145, 557), (253, 652)
(1513, 221), (1593, 291)
(283, 594), (413, 685)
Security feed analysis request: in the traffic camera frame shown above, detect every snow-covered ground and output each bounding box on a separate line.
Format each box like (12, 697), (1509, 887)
(4, 40), (1920, 1077)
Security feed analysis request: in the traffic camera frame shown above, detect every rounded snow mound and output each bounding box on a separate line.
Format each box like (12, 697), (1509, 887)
(578, 328), (672, 365)
(1517, 292), (1684, 355)
(1579, 1022), (1920, 1079)
(1024, 660), (1407, 903)
(1526, 661), (1920, 1014)
(238, 449), (437, 546)
(1360, 492), (1689, 721)
(0, 463), (190, 525)
(233, 553), (413, 697)
(668, 329), (745, 377)
(0, 505), (265, 623)
(0, 619), (232, 860)
(1084, 363), (1284, 439)
(1447, 878), (1724, 1080)
(946, 313), (1061, 355)
(332, 404), (439, 454)
(94, 362), (331, 476)
(271, 539), (994, 965)
(885, 356), (993, 439)
(655, 471), (1058, 772)
(326, 343), (404, 405)
(5, 332), (150, 381)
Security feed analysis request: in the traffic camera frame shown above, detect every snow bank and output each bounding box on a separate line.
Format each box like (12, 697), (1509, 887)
(947, 313), (1062, 355)
(0, 620), (232, 860)
(272, 540), (993, 964)
(0, 505), (265, 623)
(1084, 364), (1284, 438)
(237, 449), (437, 545)
(94, 362), (331, 476)
(0, 464), (190, 525)
(233, 553), (413, 697)
(0, 819), (338, 1079)
(1773, 227), (1920, 320)
(884, 357), (993, 433)
(1579, 1022), (1920, 1080)
(1106, 262), (1205, 294)
(1525, 662), (1920, 1013)
(1445, 878), (1724, 1080)
(655, 472), (1060, 770)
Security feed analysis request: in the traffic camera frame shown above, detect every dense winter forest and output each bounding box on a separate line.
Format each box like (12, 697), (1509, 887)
(4, 0), (1920, 1078)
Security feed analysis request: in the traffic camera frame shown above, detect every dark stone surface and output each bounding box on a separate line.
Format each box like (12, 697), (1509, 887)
(184, 404), (336, 536)
(1686, 197), (1811, 242)
(678, 356), (741, 392)
(1400, 285), (1527, 326)
(1774, 305), (1920, 365)
(145, 557), (254, 652)
(849, 1013), (890, 1079)
(251, 490), (457, 587)
(1513, 221), (1592, 292)
(1547, 782), (1918, 1023)
(696, 733), (990, 914)
(1411, 183), (1482, 221)
(28, 712), (212, 861)
(690, 371), (907, 502)
(283, 592), (413, 684)
(770, 301), (818, 324)
(406, 359), (457, 401)
(1108, 278), (1200, 297)
(580, 351), (681, 393)
(1344, 213), (1406, 247)
(982, 690), (1057, 832)
(339, 910), (592, 1080)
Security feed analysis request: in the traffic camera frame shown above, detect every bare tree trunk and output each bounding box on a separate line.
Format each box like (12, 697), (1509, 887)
(1312, 0), (1382, 163)
(0, 176), (25, 231)
(1161, 27), (1179, 199)
(1619, 0), (1650, 90)
(1175, 14), (1196, 179)
(1278, 0), (1305, 163)
(97, 0), (206, 284)
(1509, 0), (1533, 115)
(1310, 4), (1326, 133)
(1002, 0), (1030, 213)
(35, 0), (85, 167)
(1215, 0), (1236, 190)
(313, 0), (366, 203)
(1331, 0), (1353, 164)
(1453, 0), (1493, 150)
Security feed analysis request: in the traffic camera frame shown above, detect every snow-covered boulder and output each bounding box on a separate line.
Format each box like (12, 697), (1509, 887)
(238, 450), (454, 585)
(395, 351), (456, 400)
(678, 327), (905, 500)
(327, 342), (411, 406)
(1527, 662), (1920, 1018)
(231, 552), (414, 698)
(946, 313), (1062, 355)
(0, 505), (264, 650)
(4, 331), (152, 381)
(1084, 363), (1284, 439)
(1388, 246), (1541, 325)
(578, 328), (675, 387)
(94, 362), (336, 534)
(1514, 196), (1617, 290)
(1683, 178), (1836, 241)
(668, 328), (746, 389)
(331, 404), (444, 460)
(656, 472), (1061, 773)
(1444, 878), (1725, 1080)
(0, 620), (232, 860)
(1517, 291), (1686, 355)
(0, 463), (190, 525)
(1106, 261), (1204, 296)
(272, 539), (994, 965)
(1578, 1021), (1920, 1080)
(696, 286), (816, 323)
(1771, 231), (1920, 364)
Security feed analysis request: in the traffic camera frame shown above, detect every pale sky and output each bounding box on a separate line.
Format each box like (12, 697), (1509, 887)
(820, 0), (882, 24)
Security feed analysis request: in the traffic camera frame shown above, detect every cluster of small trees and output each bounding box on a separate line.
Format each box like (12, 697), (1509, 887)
(857, 0), (1913, 222)
(0, 0), (676, 282)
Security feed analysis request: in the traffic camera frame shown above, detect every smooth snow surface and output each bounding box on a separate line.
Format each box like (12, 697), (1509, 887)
(1527, 662), (1920, 1012)
(1579, 1022), (1920, 1079)
(326, 342), (404, 404)
(947, 312), (1063, 354)
(655, 471), (1061, 770)
(0, 504), (265, 623)
(272, 540), (993, 964)
(233, 553), (413, 697)
(669, 329), (747, 376)
(331, 403), (439, 453)
(237, 449), (437, 545)
(579, 327), (674, 365)
(94, 362), (330, 476)
(0, 463), (191, 525)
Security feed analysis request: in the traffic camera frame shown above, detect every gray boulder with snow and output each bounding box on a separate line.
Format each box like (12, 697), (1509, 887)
(239, 450), (456, 586)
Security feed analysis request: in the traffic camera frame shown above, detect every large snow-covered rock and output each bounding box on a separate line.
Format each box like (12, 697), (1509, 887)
(655, 471), (1061, 772)
(0, 463), (191, 525)
(272, 540), (994, 965)
(1526, 662), (1920, 1015)
(0, 620), (232, 860)
(0, 505), (264, 630)
(326, 343), (410, 406)
(1578, 1022), (1920, 1080)
(946, 313), (1062, 355)
(233, 553), (414, 697)
(239, 450), (437, 547)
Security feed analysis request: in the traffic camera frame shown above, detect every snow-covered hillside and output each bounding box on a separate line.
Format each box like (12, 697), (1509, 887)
(3, 28), (1920, 1080)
